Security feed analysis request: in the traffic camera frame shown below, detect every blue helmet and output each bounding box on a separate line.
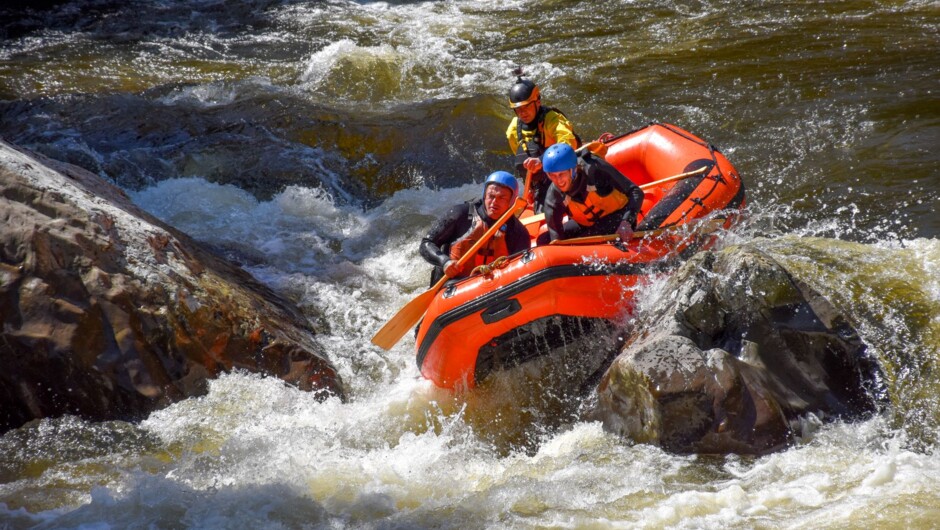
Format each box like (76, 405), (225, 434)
(483, 171), (518, 201)
(542, 143), (578, 173)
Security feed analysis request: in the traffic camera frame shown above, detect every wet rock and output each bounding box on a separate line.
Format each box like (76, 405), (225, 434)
(591, 246), (886, 455)
(0, 140), (345, 434)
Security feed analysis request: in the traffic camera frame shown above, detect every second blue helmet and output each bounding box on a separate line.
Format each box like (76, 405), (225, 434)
(542, 143), (578, 173)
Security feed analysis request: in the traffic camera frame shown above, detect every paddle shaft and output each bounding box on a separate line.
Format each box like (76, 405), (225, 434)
(638, 165), (708, 190)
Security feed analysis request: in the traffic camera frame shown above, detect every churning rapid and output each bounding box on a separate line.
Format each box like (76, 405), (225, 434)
(1, 0), (938, 528)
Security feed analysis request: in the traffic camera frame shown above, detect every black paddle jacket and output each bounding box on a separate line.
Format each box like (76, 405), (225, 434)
(542, 150), (645, 242)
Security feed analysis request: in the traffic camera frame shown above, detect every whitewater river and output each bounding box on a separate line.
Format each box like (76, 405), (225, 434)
(1, 1), (938, 528)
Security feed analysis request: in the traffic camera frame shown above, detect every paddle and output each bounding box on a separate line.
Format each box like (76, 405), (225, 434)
(638, 165), (708, 190)
(549, 217), (726, 246)
(371, 171), (533, 350)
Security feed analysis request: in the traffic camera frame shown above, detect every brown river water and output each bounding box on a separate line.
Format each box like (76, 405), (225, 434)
(1, 1), (938, 528)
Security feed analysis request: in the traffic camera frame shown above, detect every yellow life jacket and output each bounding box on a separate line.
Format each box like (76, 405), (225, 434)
(506, 107), (580, 157)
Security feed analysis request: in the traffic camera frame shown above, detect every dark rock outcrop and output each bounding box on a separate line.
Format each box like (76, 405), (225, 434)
(0, 139), (345, 434)
(591, 246), (886, 454)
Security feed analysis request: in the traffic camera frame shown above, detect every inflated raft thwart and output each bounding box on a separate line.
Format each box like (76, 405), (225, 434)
(416, 123), (746, 389)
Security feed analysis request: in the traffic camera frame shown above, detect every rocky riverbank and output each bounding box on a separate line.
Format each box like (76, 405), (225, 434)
(0, 139), (346, 434)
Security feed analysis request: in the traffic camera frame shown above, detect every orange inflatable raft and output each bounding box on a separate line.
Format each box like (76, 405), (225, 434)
(415, 123), (746, 389)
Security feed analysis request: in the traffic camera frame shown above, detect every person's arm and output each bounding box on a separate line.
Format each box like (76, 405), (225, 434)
(583, 155), (645, 240)
(419, 204), (468, 268)
(541, 186), (567, 242)
(506, 118), (520, 155)
(591, 156), (644, 227)
(547, 110), (579, 150)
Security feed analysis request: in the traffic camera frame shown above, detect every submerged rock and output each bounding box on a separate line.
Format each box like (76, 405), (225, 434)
(0, 140), (345, 434)
(591, 246), (886, 455)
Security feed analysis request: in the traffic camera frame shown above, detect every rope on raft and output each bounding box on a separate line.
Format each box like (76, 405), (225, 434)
(470, 255), (510, 277)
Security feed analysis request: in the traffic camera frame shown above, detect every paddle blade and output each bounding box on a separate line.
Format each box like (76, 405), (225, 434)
(370, 287), (440, 350)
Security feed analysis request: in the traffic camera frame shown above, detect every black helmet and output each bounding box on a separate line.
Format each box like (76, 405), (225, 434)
(508, 71), (540, 108)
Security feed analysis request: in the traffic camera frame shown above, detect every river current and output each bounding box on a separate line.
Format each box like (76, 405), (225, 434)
(1, 1), (938, 528)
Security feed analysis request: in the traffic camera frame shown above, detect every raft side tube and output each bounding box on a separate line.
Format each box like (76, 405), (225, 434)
(416, 241), (690, 388)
